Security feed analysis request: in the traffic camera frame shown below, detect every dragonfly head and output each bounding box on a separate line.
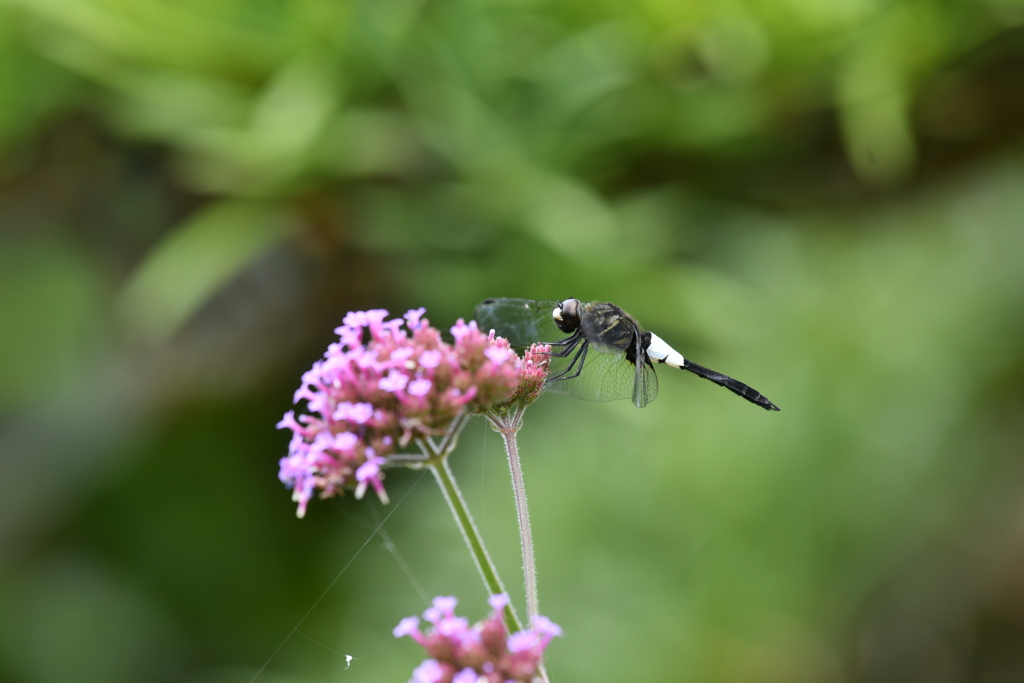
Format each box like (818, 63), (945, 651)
(553, 298), (581, 333)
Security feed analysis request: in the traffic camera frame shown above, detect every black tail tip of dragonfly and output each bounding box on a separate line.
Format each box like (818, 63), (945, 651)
(680, 359), (780, 411)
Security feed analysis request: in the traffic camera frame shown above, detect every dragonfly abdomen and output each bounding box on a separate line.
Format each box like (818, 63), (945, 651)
(646, 332), (779, 411)
(679, 359), (781, 411)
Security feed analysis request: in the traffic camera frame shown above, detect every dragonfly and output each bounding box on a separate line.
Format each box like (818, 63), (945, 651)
(474, 297), (780, 411)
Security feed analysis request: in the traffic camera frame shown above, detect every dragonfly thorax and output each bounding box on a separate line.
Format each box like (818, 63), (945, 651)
(552, 298), (582, 334)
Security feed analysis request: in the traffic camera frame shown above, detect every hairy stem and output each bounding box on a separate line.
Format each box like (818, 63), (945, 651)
(486, 405), (540, 626)
(500, 420), (539, 624)
(486, 406), (549, 683)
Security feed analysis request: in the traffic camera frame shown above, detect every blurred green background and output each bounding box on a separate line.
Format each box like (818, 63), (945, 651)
(2, 0), (1024, 681)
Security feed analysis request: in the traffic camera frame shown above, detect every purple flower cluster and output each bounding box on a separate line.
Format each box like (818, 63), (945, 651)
(277, 308), (548, 517)
(395, 595), (561, 683)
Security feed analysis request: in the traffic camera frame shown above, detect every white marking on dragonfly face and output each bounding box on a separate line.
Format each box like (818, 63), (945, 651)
(647, 333), (686, 368)
(552, 305), (562, 322)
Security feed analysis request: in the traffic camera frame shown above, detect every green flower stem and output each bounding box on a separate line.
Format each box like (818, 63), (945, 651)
(421, 436), (523, 633)
(488, 407), (539, 625)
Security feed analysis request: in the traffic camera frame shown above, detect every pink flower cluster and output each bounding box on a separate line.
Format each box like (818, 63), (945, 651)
(505, 343), (549, 408)
(394, 595), (562, 683)
(277, 308), (547, 517)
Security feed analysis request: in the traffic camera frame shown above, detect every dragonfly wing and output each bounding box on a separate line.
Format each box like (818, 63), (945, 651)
(474, 298), (562, 348)
(632, 335), (659, 408)
(545, 344), (638, 403)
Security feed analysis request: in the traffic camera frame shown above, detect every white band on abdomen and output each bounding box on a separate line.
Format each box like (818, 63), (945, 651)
(647, 333), (686, 368)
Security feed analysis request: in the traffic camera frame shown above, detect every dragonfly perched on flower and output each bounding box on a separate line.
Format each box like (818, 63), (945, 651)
(474, 297), (780, 411)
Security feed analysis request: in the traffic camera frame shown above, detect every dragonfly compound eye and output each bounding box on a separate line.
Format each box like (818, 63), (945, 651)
(561, 298), (579, 319)
(553, 298), (581, 333)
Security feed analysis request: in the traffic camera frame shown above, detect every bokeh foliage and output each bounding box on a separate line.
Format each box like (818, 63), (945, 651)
(2, 0), (1024, 681)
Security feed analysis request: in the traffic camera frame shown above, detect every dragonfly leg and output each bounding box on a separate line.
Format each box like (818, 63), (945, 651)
(548, 341), (588, 382)
(540, 332), (582, 358)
